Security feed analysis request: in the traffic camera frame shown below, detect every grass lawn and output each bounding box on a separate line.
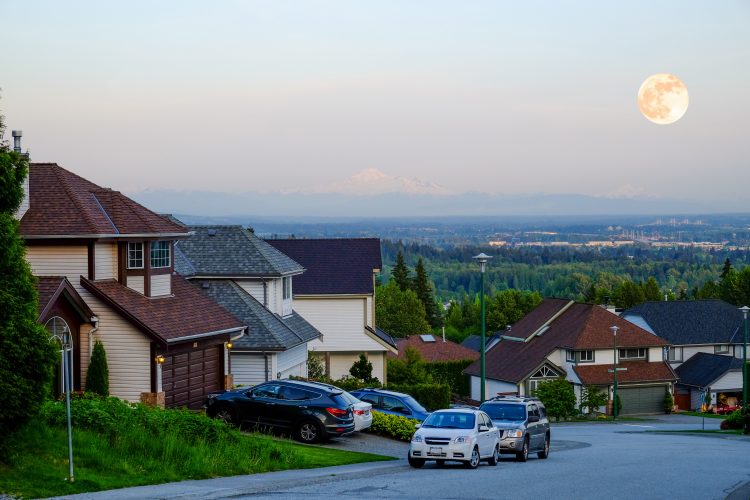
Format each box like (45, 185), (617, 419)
(676, 411), (727, 419)
(0, 399), (392, 499)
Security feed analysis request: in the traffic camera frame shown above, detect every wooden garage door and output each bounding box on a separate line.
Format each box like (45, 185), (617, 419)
(618, 386), (665, 415)
(162, 346), (222, 409)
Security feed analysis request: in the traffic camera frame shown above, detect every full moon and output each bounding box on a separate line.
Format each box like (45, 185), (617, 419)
(637, 73), (689, 125)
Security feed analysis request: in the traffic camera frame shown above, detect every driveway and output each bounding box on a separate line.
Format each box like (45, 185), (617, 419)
(55, 415), (750, 500)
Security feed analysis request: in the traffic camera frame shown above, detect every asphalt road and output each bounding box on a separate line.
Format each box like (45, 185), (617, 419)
(60, 415), (750, 500)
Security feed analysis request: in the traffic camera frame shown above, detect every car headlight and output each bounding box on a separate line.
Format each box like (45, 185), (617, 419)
(506, 429), (524, 438)
(412, 434), (423, 443)
(454, 436), (470, 444)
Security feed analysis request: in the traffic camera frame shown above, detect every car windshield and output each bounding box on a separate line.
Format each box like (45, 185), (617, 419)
(403, 396), (427, 413)
(481, 403), (527, 421)
(339, 392), (361, 405)
(422, 412), (476, 429)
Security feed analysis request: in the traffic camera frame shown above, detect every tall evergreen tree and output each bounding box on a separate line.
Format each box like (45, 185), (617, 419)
(86, 340), (110, 396)
(721, 258), (733, 280)
(412, 258), (440, 328)
(0, 106), (57, 437)
(642, 277), (662, 302)
(391, 251), (411, 291)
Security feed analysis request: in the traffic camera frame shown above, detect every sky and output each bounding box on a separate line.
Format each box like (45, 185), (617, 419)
(2, 1), (749, 212)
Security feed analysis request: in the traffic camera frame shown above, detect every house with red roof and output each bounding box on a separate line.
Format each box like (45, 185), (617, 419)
(391, 334), (480, 363)
(19, 163), (245, 409)
(465, 299), (677, 415)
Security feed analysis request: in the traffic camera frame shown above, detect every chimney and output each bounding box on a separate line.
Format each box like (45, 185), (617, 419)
(12, 130), (22, 153)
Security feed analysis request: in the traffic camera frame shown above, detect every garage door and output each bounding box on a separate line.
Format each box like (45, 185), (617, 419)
(618, 386), (665, 415)
(162, 346), (223, 409)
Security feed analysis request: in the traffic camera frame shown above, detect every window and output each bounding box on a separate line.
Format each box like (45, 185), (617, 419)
(618, 347), (647, 360)
(566, 349), (575, 362)
(527, 366), (558, 395)
(251, 384), (282, 399)
(360, 394), (380, 407)
(667, 346), (683, 362)
(282, 276), (292, 300)
(150, 241), (171, 268)
(578, 350), (594, 363)
(127, 242), (143, 269)
(279, 386), (311, 401)
(715, 344), (730, 354)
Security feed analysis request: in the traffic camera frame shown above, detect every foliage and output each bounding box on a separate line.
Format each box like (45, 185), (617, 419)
(1, 395), (389, 498)
(413, 258), (441, 328)
(722, 410), (744, 430)
(375, 281), (430, 338)
(614, 280), (646, 309)
(387, 383), (451, 411)
(424, 359), (473, 397)
(307, 353), (325, 380)
(663, 389), (674, 414)
(85, 340), (110, 396)
(615, 394), (622, 416)
(0, 117), (57, 439)
(348, 354), (378, 385)
(534, 378), (576, 419)
(444, 289), (542, 341)
(387, 347), (433, 386)
(579, 385), (608, 414)
(368, 411), (419, 441)
(391, 251), (411, 291)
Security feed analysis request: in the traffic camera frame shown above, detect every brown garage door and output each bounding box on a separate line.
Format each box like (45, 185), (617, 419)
(162, 346), (223, 409)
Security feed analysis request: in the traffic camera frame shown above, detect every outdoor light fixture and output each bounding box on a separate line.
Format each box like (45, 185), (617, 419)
(472, 253), (492, 402)
(740, 306), (749, 435)
(226, 342), (233, 350)
(155, 354), (165, 364)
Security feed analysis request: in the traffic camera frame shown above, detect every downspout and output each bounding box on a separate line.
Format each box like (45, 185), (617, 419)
(88, 316), (99, 360)
(263, 280), (269, 308)
(264, 352), (270, 382)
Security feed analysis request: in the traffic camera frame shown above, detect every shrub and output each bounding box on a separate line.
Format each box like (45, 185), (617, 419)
(387, 347), (433, 386)
(424, 360), (473, 397)
(369, 411), (419, 441)
(307, 353), (325, 380)
(535, 378), (576, 419)
(722, 410), (744, 430)
(388, 383), (450, 411)
(349, 354), (374, 383)
(580, 385), (608, 415)
(663, 389), (674, 414)
(85, 340), (109, 396)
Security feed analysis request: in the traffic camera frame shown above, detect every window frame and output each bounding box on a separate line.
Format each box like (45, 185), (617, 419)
(618, 347), (647, 360)
(565, 349), (575, 362)
(127, 242), (144, 269)
(667, 346), (683, 362)
(282, 276), (292, 300)
(714, 344), (730, 354)
(150, 241), (171, 269)
(577, 350), (595, 363)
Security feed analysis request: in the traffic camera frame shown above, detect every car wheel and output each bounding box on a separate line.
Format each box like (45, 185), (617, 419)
(538, 435), (550, 459)
(487, 445), (500, 466)
(464, 446), (480, 469)
(296, 420), (323, 444)
(515, 437), (529, 462)
(213, 406), (236, 426)
(435, 460), (445, 467)
(408, 455), (425, 468)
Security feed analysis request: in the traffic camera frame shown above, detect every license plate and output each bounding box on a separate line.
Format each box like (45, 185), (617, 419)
(429, 447), (442, 455)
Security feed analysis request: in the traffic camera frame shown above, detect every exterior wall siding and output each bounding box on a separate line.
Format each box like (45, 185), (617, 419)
(150, 273), (171, 297)
(126, 275), (145, 294)
(231, 353), (269, 387)
(94, 243), (117, 280)
(324, 352), (385, 381)
(470, 376), (517, 401)
(277, 343), (308, 375)
(26, 245), (89, 283)
(296, 298), (383, 352)
(713, 371), (743, 391)
(236, 280), (265, 305)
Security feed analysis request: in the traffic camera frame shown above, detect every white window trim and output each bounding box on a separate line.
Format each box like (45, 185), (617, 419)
(618, 347), (647, 360)
(150, 241), (171, 269)
(714, 344), (730, 354)
(127, 242), (144, 269)
(578, 350), (594, 363)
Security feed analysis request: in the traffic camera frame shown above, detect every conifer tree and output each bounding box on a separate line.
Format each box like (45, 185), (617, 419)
(391, 251), (411, 291)
(85, 340), (110, 396)
(413, 258), (440, 328)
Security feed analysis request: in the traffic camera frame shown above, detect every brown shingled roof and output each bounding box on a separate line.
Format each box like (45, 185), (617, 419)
(36, 276), (94, 322)
(81, 275), (244, 345)
(573, 361), (677, 385)
(464, 299), (669, 383)
(391, 335), (480, 362)
(20, 163), (190, 237)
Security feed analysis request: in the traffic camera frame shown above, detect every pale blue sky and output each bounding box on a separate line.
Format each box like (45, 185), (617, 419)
(2, 1), (749, 208)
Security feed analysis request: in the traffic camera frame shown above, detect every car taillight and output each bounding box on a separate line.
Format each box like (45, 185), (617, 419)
(326, 407), (348, 418)
(353, 409), (365, 415)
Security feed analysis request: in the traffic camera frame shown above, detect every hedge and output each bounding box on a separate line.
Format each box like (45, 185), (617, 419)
(369, 411), (419, 441)
(424, 360), (473, 397)
(387, 383), (450, 411)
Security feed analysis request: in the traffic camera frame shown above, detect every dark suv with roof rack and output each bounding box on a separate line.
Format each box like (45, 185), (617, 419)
(479, 396), (550, 462)
(205, 379), (354, 443)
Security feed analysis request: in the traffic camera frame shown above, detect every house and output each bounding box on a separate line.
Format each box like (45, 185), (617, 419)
(20, 163), (245, 409)
(674, 352), (744, 410)
(392, 334), (480, 363)
(621, 300), (745, 410)
(464, 299), (677, 415)
(461, 333), (502, 353)
(174, 226), (322, 386)
(267, 238), (397, 382)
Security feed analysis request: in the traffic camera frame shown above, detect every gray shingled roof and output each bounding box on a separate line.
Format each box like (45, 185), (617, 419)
(674, 352), (744, 388)
(622, 300), (743, 345)
(195, 280), (321, 351)
(175, 226), (304, 278)
(460, 333), (502, 352)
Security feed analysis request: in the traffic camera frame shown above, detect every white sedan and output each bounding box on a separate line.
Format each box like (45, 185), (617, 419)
(408, 409), (500, 469)
(341, 391), (373, 431)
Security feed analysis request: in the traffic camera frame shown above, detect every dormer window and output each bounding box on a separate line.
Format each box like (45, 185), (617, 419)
(150, 241), (171, 268)
(282, 276), (292, 300)
(127, 242), (144, 269)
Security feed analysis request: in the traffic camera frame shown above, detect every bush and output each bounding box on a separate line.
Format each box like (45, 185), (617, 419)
(722, 410), (744, 430)
(535, 378), (576, 419)
(388, 383), (450, 411)
(424, 360), (473, 397)
(349, 354), (376, 384)
(663, 390), (674, 414)
(387, 347), (433, 386)
(580, 385), (608, 415)
(85, 340), (109, 396)
(307, 353), (325, 380)
(368, 411), (419, 441)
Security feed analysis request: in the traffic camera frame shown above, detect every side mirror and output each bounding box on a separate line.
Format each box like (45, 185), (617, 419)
(528, 415), (540, 423)
(478, 424), (489, 432)
(414, 423), (421, 429)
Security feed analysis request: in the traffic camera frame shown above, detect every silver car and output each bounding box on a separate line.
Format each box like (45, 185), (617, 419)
(478, 396), (550, 462)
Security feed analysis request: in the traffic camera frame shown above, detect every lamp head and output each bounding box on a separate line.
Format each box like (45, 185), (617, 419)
(155, 354), (165, 364)
(226, 342), (233, 350)
(740, 305), (750, 319)
(610, 325), (619, 336)
(472, 253), (492, 273)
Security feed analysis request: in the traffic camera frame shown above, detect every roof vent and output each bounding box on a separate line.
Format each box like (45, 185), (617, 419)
(207, 229), (217, 236)
(420, 334), (436, 343)
(201, 282), (210, 289)
(247, 226), (255, 233)
(11, 130), (22, 153)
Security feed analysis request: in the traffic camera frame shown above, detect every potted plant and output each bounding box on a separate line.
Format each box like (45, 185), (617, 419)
(663, 389), (674, 415)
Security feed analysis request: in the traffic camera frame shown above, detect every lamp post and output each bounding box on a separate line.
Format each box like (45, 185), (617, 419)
(740, 306), (750, 435)
(473, 253), (492, 402)
(610, 325), (619, 420)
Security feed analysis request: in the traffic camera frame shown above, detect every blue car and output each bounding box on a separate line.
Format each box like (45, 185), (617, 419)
(350, 388), (431, 421)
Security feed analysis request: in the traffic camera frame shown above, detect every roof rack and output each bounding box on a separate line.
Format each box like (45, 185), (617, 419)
(485, 395), (541, 403)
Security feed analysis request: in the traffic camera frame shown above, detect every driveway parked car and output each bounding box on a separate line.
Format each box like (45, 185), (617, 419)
(350, 388), (431, 421)
(304, 381), (373, 431)
(408, 409), (500, 469)
(479, 396), (550, 462)
(205, 380), (355, 443)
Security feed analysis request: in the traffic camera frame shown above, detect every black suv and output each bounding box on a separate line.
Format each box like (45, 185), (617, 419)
(205, 380), (355, 443)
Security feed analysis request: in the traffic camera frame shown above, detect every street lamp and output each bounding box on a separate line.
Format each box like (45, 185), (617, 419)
(610, 325), (619, 420)
(740, 305), (749, 435)
(473, 252), (492, 402)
